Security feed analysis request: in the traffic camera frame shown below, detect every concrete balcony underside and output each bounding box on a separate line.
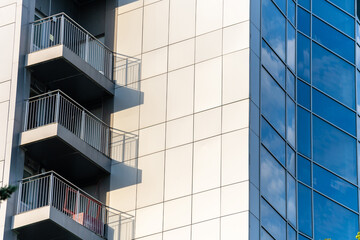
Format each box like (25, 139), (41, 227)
(12, 206), (104, 240)
(26, 45), (114, 104)
(19, 123), (111, 186)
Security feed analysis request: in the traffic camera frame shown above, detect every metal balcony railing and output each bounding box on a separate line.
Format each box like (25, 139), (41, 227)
(16, 171), (134, 239)
(23, 90), (137, 158)
(30, 13), (141, 89)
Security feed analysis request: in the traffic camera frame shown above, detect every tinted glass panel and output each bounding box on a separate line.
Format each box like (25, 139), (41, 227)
(312, 17), (354, 63)
(297, 33), (310, 82)
(314, 193), (359, 240)
(287, 24), (296, 71)
(312, 42), (355, 108)
(299, 235), (310, 240)
(262, 40), (285, 88)
(288, 226), (296, 240)
(297, 80), (310, 109)
(298, 183), (312, 237)
(261, 228), (274, 240)
(298, 0), (310, 10)
(357, 70), (360, 111)
(313, 164), (358, 211)
(273, 0), (285, 14)
(298, 155), (311, 186)
(297, 107), (311, 158)
(286, 70), (295, 99)
(262, 0), (286, 60)
(261, 118), (286, 165)
(287, 174), (296, 226)
(261, 68), (286, 136)
(298, 7), (310, 36)
(357, 22), (360, 44)
(286, 96), (295, 147)
(313, 116), (357, 184)
(287, 145), (295, 176)
(288, 0), (296, 25)
(313, 0), (354, 37)
(357, 44), (360, 69)
(313, 89), (356, 135)
(329, 0), (354, 15)
(261, 147), (286, 216)
(261, 199), (286, 240)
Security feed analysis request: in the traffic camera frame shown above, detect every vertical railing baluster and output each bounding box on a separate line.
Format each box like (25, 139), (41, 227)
(85, 34), (89, 62)
(60, 15), (64, 45)
(55, 92), (60, 123)
(80, 110), (85, 140)
(48, 173), (54, 206)
(23, 100), (29, 131)
(16, 182), (23, 214)
(30, 23), (34, 52)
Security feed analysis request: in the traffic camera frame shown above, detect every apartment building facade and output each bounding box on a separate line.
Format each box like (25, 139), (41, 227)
(0, 0), (359, 239)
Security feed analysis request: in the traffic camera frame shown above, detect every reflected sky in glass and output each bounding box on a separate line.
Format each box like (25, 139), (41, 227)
(261, 198), (286, 240)
(312, 89), (356, 135)
(287, 174), (296, 226)
(288, 0), (296, 26)
(261, 228), (275, 240)
(298, 183), (312, 237)
(297, 79), (310, 110)
(312, 16), (354, 63)
(312, 42), (355, 109)
(299, 0), (310, 10)
(286, 145), (295, 176)
(313, 116), (357, 184)
(261, 117), (286, 165)
(286, 70), (295, 99)
(286, 96), (295, 147)
(297, 33), (310, 82)
(261, 146), (286, 216)
(273, 0), (285, 14)
(261, 68), (286, 136)
(298, 7), (310, 36)
(298, 155), (311, 186)
(297, 107), (311, 158)
(328, 0), (354, 15)
(262, 40), (286, 88)
(314, 193), (358, 240)
(287, 24), (296, 71)
(288, 226), (296, 240)
(313, 164), (358, 211)
(313, 0), (354, 37)
(262, 0), (286, 60)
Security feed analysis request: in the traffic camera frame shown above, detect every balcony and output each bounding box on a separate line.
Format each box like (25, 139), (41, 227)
(27, 13), (141, 104)
(13, 172), (134, 240)
(19, 90), (136, 185)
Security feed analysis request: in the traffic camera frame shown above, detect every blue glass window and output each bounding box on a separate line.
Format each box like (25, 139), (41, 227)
(297, 80), (310, 109)
(312, 17), (355, 63)
(288, 0), (296, 26)
(287, 145), (295, 176)
(357, 44), (360, 69)
(299, 235), (310, 240)
(314, 193), (359, 240)
(357, 22), (360, 44)
(286, 70), (295, 99)
(262, 40), (285, 88)
(312, 42), (355, 108)
(313, 116), (357, 184)
(298, 183), (312, 237)
(287, 24), (296, 71)
(286, 96), (295, 147)
(261, 198), (286, 240)
(261, 117), (286, 165)
(261, 228), (274, 240)
(298, 7), (310, 36)
(313, 164), (358, 211)
(299, 0), (310, 10)
(297, 33), (310, 83)
(261, 68), (286, 136)
(273, 0), (285, 14)
(357, 70), (360, 111)
(298, 155), (311, 186)
(313, 89), (356, 135)
(297, 107), (311, 158)
(313, 0), (354, 37)
(261, 147), (286, 216)
(262, 0), (286, 60)
(287, 174), (296, 226)
(328, 0), (354, 15)
(288, 226), (296, 240)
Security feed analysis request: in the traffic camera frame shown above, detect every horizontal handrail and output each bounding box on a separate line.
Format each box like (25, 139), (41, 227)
(16, 171), (134, 238)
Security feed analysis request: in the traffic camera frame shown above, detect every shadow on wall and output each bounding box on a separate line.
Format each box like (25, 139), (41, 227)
(106, 207), (135, 240)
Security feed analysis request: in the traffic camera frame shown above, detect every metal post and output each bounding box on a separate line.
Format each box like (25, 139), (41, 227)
(80, 111), (85, 140)
(109, 53), (113, 81)
(30, 24), (34, 52)
(125, 58), (129, 86)
(122, 134), (126, 163)
(23, 100), (29, 131)
(102, 206), (106, 237)
(60, 15), (65, 45)
(85, 34), (89, 62)
(48, 173), (54, 206)
(75, 190), (80, 222)
(105, 128), (109, 156)
(55, 92), (60, 123)
(16, 182), (23, 214)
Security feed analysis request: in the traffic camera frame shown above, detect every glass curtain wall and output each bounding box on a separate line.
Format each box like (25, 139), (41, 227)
(259, 0), (360, 239)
